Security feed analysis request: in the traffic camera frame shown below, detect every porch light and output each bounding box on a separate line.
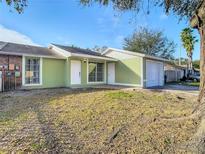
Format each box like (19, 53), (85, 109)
(83, 58), (87, 63)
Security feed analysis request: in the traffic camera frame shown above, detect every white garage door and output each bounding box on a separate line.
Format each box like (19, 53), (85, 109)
(146, 60), (164, 87)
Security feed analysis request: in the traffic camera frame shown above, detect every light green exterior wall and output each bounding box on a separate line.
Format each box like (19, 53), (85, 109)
(23, 57), (109, 89)
(114, 57), (143, 86)
(42, 58), (66, 88)
(142, 57), (146, 88)
(64, 58), (87, 87)
(65, 58), (70, 87)
(65, 58), (107, 88)
(22, 55), (146, 89)
(22, 58), (66, 89)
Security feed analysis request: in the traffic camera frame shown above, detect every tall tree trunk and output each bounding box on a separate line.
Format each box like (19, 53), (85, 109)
(190, 53), (193, 73)
(188, 54), (193, 75)
(198, 26), (205, 103)
(193, 24), (205, 154)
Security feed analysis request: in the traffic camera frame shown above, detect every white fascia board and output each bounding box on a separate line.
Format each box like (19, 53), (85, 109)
(49, 44), (71, 57)
(0, 51), (66, 59)
(71, 53), (117, 61)
(101, 48), (112, 55)
(145, 55), (170, 62)
(102, 47), (170, 62)
(102, 48), (145, 57)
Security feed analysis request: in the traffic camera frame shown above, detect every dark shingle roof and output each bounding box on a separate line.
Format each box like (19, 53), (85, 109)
(53, 44), (107, 58)
(0, 41), (64, 58)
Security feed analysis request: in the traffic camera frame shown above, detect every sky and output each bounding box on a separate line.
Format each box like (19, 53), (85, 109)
(0, 0), (200, 60)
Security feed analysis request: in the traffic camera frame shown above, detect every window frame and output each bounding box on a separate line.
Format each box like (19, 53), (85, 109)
(87, 60), (106, 84)
(22, 56), (43, 86)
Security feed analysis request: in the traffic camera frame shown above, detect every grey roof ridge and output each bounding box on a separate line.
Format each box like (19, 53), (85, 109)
(0, 41), (65, 59)
(0, 42), (8, 50)
(51, 43), (110, 58)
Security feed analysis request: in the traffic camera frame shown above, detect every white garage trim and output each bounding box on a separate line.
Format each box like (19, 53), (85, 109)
(146, 60), (164, 87)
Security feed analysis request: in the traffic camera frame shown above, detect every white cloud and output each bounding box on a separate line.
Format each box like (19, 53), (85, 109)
(0, 24), (38, 46)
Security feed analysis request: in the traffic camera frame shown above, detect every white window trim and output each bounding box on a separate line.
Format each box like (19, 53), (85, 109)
(22, 56), (43, 86)
(87, 60), (106, 84)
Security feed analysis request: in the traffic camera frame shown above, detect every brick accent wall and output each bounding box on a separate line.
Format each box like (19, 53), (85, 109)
(0, 55), (22, 89)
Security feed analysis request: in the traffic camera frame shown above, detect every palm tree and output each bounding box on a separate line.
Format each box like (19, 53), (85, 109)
(180, 28), (198, 76)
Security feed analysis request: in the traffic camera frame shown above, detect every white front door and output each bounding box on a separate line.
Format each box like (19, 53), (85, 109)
(146, 60), (164, 87)
(71, 60), (81, 85)
(108, 63), (115, 84)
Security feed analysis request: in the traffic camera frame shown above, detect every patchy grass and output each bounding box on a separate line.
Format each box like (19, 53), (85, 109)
(106, 91), (134, 99)
(168, 81), (200, 87)
(182, 81), (200, 87)
(0, 88), (199, 153)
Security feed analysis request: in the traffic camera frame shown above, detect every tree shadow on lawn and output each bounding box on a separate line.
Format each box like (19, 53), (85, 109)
(0, 88), (114, 153)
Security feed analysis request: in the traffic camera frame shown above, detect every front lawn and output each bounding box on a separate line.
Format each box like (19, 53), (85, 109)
(0, 88), (199, 153)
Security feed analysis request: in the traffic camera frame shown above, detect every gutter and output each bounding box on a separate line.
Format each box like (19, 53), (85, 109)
(71, 53), (118, 61)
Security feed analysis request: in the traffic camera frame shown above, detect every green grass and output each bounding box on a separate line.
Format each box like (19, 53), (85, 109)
(0, 88), (199, 153)
(167, 81), (200, 87)
(179, 81), (200, 87)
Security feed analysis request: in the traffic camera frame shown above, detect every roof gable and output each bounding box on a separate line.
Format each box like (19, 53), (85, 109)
(103, 48), (169, 62)
(0, 41), (65, 59)
(50, 44), (116, 61)
(52, 44), (107, 57)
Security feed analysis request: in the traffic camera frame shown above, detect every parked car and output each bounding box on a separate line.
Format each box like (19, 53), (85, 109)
(189, 74), (200, 82)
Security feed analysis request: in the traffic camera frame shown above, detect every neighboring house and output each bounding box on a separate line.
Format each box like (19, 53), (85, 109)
(0, 41), (168, 91)
(164, 63), (186, 82)
(193, 68), (200, 76)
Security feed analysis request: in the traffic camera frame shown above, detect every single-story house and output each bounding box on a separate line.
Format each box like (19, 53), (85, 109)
(0, 41), (168, 91)
(164, 63), (186, 82)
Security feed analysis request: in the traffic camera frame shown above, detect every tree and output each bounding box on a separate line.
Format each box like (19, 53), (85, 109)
(173, 57), (188, 66)
(180, 27), (198, 74)
(80, 0), (201, 18)
(123, 27), (175, 59)
(80, 0), (205, 152)
(193, 60), (200, 69)
(1, 0), (27, 13)
(92, 45), (108, 53)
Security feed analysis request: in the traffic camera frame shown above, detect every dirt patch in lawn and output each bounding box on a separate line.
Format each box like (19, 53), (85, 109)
(0, 88), (199, 153)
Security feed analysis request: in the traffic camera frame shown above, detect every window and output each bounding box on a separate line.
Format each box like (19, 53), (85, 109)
(25, 57), (41, 85)
(88, 62), (104, 82)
